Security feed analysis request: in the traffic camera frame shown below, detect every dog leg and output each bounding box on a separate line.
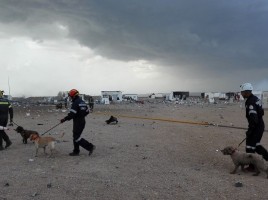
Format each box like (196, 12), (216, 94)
(49, 149), (54, 158)
(253, 167), (260, 176)
(49, 142), (56, 158)
(230, 165), (239, 174)
(35, 148), (39, 157)
(24, 137), (27, 144)
(241, 165), (246, 172)
(43, 147), (48, 155)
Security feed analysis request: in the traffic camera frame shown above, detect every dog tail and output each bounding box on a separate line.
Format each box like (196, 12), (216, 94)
(51, 141), (56, 149)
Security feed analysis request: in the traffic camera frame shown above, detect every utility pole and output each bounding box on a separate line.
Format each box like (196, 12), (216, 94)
(8, 76), (11, 96)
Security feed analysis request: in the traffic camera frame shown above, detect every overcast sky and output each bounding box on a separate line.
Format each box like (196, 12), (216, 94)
(0, 0), (267, 97)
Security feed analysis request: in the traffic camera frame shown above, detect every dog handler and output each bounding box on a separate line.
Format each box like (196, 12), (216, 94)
(240, 83), (268, 170)
(0, 90), (13, 150)
(60, 89), (95, 156)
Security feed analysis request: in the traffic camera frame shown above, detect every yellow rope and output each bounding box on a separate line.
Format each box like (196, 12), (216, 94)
(93, 111), (268, 132)
(93, 112), (209, 126)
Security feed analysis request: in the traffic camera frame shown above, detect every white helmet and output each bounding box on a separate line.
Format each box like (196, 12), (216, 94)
(240, 83), (253, 91)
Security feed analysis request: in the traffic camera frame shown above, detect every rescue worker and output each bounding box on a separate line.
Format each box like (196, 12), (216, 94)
(240, 83), (268, 170)
(0, 90), (13, 150)
(60, 89), (95, 156)
(88, 96), (94, 111)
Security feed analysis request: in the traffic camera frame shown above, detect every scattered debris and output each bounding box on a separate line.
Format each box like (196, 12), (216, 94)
(55, 103), (63, 109)
(31, 192), (39, 197)
(234, 182), (243, 187)
(105, 116), (118, 124)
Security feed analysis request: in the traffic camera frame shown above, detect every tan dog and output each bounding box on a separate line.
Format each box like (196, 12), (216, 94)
(30, 133), (56, 157)
(221, 146), (268, 178)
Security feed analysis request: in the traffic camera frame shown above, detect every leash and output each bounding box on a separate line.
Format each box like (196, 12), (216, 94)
(41, 122), (62, 136)
(11, 121), (20, 127)
(238, 137), (246, 147)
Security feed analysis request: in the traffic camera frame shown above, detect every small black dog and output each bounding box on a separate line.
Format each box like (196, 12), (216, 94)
(15, 126), (39, 144)
(105, 116), (118, 124)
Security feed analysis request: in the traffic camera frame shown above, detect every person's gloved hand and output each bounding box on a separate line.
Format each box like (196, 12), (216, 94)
(60, 118), (66, 123)
(246, 130), (253, 137)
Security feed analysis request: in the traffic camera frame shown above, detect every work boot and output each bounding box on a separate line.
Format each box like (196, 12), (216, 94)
(77, 138), (95, 156)
(5, 141), (12, 149)
(88, 145), (96, 156)
(69, 152), (79, 156)
(0, 146), (4, 151)
(256, 145), (268, 161)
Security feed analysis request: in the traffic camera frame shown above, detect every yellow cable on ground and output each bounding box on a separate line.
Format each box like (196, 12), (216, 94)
(93, 111), (268, 132)
(93, 112), (209, 126)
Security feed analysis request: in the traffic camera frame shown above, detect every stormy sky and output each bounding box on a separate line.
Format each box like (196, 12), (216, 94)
(0, 0), (267, 97)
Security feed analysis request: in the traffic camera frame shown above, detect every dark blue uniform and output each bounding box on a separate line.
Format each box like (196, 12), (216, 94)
(245, 94), (268, 160)
(0, 97), (13, 149)
(63, 95), (94, 155)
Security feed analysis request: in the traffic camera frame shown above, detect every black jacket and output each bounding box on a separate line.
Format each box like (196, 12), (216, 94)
(0, 97), (13, 121)
(64, 96), (89, 122)
(245, 94), (264, 131)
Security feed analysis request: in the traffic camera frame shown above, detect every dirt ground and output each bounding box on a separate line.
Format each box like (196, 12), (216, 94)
(1, 101), (268, 200)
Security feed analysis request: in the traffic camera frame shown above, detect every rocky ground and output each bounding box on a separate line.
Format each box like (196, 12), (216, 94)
(1, 101), (268, 200)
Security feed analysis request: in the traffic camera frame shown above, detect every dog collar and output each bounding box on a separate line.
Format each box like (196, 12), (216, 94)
(31, 134), (39, 140)
(231, 149), (237, 155)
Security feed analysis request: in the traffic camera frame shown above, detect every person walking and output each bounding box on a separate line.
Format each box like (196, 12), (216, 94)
(60, 89), (95, 156)
(88, 96), (94, 111)
(0, 90), (13, 150)
(240, 83), (268, 170)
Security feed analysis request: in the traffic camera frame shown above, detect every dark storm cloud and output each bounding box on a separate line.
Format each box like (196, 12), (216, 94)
(0, 0), (267, 90)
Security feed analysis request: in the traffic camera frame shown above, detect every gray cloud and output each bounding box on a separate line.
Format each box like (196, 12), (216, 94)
(0, 0), (267, 92)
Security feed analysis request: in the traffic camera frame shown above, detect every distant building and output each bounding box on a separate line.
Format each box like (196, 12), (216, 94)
(123, 94), (138, 101)
(149, 93), (165, 99)
(101, 91), (123, 104)
(166, 91), (189, 101)
(263, 91), (268, 109)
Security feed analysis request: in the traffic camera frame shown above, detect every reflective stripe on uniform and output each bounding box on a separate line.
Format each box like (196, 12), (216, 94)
(0, 102), (9, 105)
(256, 100), (262, 106)
(249, 110), (257, 115)
(75, 137), (82, 142)
(256, 143), (261, 146)
(246, 145), (256, 150)
(70, 109), (77, 114)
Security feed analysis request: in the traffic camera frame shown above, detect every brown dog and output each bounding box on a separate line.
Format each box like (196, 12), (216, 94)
(221, 146), (268, 178)
(15, 126), (39, 144)
(30, 133), (56, 157)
